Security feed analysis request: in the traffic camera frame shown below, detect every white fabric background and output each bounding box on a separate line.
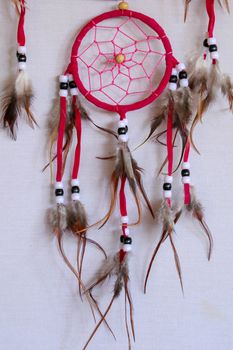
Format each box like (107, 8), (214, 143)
(0, 1), (233, 349)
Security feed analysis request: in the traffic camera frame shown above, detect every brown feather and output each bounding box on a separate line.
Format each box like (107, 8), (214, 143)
(1, 91), (19, 139)
(184, 0), (192, 22)
(187, 188), (213, 260)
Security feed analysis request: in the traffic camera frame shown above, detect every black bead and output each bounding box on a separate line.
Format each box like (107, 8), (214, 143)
(163, 183), (172, 191)
(55, 188), (64, 196)
(69, 81), (77, 89)
(125, 125), (128, 133)
(124, 237), (132, 245)
(181, 169), (190, 177)
(17, 54), (27, 62)
(60, 82), (68, 90)
(203, 38), (209, 48)
(71, 186), (80, 194)
(169, 75), (178, 83)
(120, 235), (125, 243)
(209, 44), (217, 52)
(179, 70), (187, 80)
(118, 127), (127, 135)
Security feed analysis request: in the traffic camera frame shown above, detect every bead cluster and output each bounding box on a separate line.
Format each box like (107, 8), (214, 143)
(17, 46), (27, 70)
(203, 37), (219, 60)
(181, 162), (191, 184)
(55, 179), (81, 203)
(168, 63), (189, 91)
(120, 216), (132, 252)
(163, 175), (173, 199)
(118, 118), (129, 143)
(55, 182), (64, 204)
(59, 75), (69, 97)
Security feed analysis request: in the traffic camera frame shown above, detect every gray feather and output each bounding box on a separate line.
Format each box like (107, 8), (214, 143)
(48, 204), (68, 232)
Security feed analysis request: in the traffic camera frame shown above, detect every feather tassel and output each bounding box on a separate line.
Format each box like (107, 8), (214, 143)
(83, 252), (134, 350)
(1, 70), (36, 139)
(144, 200), (183, 293)
(101, 140), (154, 228)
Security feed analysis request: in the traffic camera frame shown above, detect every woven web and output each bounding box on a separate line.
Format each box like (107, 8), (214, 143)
(76, 16), (166, 106)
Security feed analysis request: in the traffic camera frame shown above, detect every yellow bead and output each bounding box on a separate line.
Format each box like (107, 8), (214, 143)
(118, 2), (129, 10)
(115, 54), (125, 64)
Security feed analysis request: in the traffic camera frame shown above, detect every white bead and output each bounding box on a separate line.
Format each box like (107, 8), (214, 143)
(70, 88), (78, 96)
(55, 182), (63, 189)
(59, 75), (68, 83)
(208, 37), (217, 45)
(182, 162), (190, 170)
(180, 79), (189, 88)
(168, 82), (177, 91)
(123, 245), (132, 253)
(18, 46), (26, 54)
(164, 190), (172, 199)
(59, 90), (68, 97)
(176, 63), (186, 72)
(18, 62), (26, 70)
(118, 120), (125, 128)
(124, 228), (130, 236)
(71, 179), (80, 186)
(182, 177), (191, 184)
(165, 175), (173, 184)
(68, 74), (74, 82)
(119, 134), (128, 143)
(171, 68), (178, 76)
(124, 118), (128, 126)
(121, 216), (129, 224)
(72, 193), (80, 201)
(56, 196), (64, 204)
(211, 51), (219, 60)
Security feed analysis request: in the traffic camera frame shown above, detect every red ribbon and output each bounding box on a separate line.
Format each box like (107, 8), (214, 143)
(206, 0), (215, 38)
(56, 96), (67, 182)
(183, 140), (191, 205)
(72, 96), (82, 180)
(17, 0), (26, 46)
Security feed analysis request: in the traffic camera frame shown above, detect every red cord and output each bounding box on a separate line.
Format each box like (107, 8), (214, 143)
(206, 0), (215, 38)
(17, 0), (26, 46)
(183, 140), (191, 205)
(56, 97), (67, 182)
(166, 102), (173, 207)
(72, 96), (82, 180)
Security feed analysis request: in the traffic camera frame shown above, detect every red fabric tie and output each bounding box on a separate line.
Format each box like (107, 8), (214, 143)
(17, 0), (26, 46)
(56, 97), (67, 182)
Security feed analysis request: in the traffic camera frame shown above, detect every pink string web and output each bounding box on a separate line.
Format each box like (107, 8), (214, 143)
(76, 16), (166, 106)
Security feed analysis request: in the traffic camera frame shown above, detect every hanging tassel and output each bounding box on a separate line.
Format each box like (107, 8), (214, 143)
(65, 75), (107, 296)
(102, 117), (154, 228)
(43, 96), (75, 182)
(83, 251), (134, 350)
(1, 0), (36, 139)
(175, 139), (213, 260)
(144, 98), (183, 293)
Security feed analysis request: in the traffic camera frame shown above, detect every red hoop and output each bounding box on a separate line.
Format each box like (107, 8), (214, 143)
(70, 9), (175, 114)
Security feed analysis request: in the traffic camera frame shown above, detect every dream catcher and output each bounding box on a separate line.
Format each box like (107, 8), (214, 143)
(1, 0), (36, 139)
(47, 1), (200, 347)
